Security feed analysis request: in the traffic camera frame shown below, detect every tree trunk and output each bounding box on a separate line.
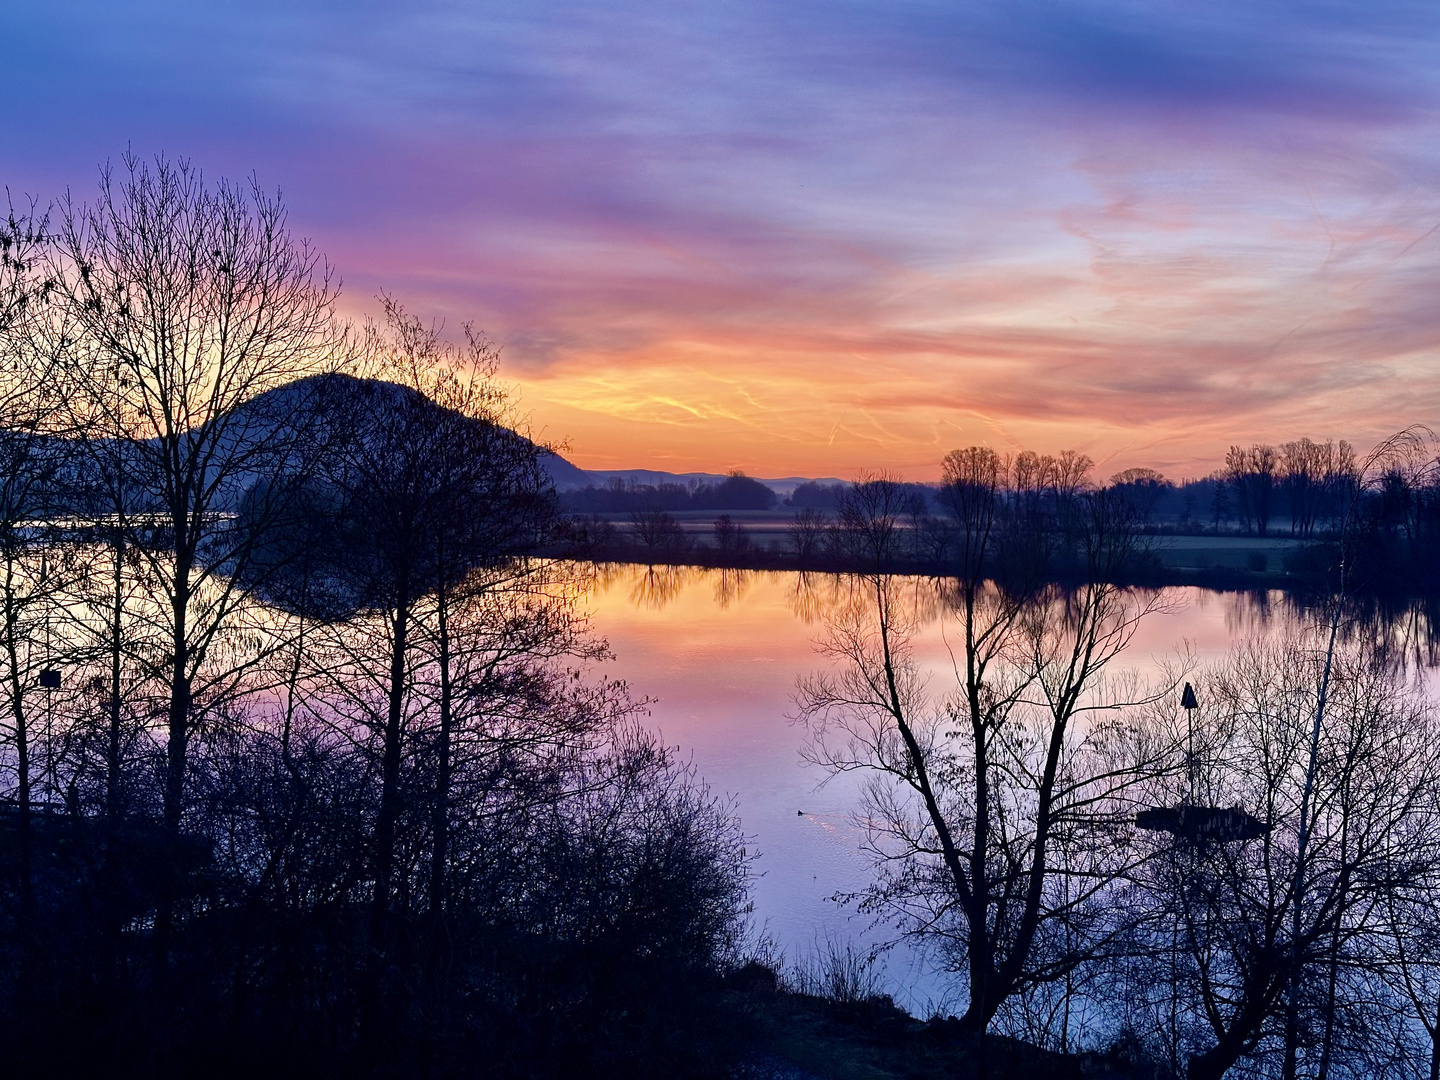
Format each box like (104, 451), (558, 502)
(164, 671), (191, 833)
(1429, 994), (1440, 1080)
(960, 588), (995, 1034)
(429, 573), (452, 921)
(1189, 980), (1275, 1080)
(106, 533), (123, 820)
(163, 581), (192, 834)
(6, 578), (35, 986)
(1189, 1039), (1245, 1080)
(1190, 1022), (1257, 1080)
(372, 585), (411, 943)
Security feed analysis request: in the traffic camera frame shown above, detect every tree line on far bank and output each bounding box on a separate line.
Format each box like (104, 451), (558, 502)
(566, 440), (1440, 595)
(560, 444), (1370, 537)
(562, 440), (1425, 546)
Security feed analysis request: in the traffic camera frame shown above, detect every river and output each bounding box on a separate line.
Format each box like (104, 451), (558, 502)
(581, 564), (1435, 1014)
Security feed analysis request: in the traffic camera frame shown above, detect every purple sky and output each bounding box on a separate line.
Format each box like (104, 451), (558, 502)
(6, 1), (1440, 478)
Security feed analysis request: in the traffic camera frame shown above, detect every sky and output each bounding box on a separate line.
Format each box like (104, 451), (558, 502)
(4, 1), (1440, 480)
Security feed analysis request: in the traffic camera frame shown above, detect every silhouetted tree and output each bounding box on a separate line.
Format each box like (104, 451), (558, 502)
(628, 507), (687, 553)
(711, 514), (751, 555)
(0, 159), (758, 1080)
(53, 153), (340, 835)
(832, 472), (922, 571)
(299, 301), (555, 946)
(1109, 467), (1171, 525)
(1281, 438), (1356, 538)
(1125, 639), (1440, 1080)
(694, 471), (777, 511)
(0, 194), (78, 982)
(1208, 471), (1232, 531)
(786, 507), (829, 564)
(787, 480), (849, 509)
(800, 448), (1175, 1036)
(1225, 444), (1279, 536)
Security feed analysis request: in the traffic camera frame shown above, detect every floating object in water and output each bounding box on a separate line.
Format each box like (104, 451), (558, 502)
(1136, 803), (1270, 843)
(1137, 683), (1269, 844)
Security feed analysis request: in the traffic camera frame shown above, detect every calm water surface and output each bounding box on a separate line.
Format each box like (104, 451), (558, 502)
(581, 566), (1426, 1013)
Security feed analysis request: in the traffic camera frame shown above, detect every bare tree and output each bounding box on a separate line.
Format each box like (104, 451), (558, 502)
(371, 297), (556, 925)
(628, 507), (687, 553)
(52, 153), (340, 835)
(832, 472), (920, 571)
(1280, 438), (1356, 538)
(1224, 444), (1279, 537)
(711, 514), (751, 556)
(302, 298), (557, 940)
(798, 448), (1175, 1035)
(1378, 876), (1440, 1080)
(1127, 638), (1440, 1080)
(1109, 468), (1171, 526)
(0, 195), (75, 958)
(786, 506), (829, 564)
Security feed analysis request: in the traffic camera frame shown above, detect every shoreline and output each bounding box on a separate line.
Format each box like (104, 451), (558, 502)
(550, 541), (1338, 596)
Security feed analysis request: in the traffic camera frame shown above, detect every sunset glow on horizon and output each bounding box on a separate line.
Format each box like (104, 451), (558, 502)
(7, 1), (1440, 480)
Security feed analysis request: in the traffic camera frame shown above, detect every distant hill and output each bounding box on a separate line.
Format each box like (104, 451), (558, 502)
(211, 377), (851, 498)
(176, 376), (849, 502)
(575, 470), (848, 497)
(538, 452), (591, 491)
(235, 374), (598, 498)
(24, 370), (847, 504)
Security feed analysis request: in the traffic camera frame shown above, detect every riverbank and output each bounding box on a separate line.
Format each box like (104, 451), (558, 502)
(729, 976), (1154, 1079)
(555, 523), (1333, 594)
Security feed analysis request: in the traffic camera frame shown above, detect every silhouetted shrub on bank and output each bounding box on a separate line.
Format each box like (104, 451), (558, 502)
(0, 723), (753, 1079)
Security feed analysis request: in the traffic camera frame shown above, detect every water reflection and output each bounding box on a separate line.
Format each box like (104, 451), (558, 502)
(580, 564), (1440, 1013)
(601, 565), (992, 633)
(711, 568), (754, 610)
(631, 565), (696, 610)
(790, 572), (844, 626)
(594, 564), (1440, 672)
(1215, 588), (1440, 672)
(1220, 589), (1282, 637)
(587, 562), (697, 611)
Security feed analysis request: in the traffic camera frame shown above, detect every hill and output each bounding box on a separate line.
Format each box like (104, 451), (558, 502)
(579, 469), (848, 497)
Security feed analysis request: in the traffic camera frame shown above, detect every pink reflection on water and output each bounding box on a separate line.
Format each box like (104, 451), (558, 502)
(582, 567), (1417, 1012)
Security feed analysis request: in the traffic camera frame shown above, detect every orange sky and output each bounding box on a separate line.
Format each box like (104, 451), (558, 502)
(9, 1), (1440, 483)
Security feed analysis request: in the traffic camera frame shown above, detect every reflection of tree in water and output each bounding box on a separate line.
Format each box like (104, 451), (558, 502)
(587, 561), (635, 597)
(711, 568), (754, 610)
(629, 565), (697, 611)
(1330, 594), (1440, 672)
(789, 572), (843, 625)
(609, 564), (1440, 676)
(1221, 589), (1279, 637)
(1220, 588), (1440, 672)
(907, 575), (954, 625)
(789, 571), (956, 627)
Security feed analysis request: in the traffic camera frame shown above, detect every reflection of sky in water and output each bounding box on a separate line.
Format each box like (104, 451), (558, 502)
(584, 567), (1437, 1015)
